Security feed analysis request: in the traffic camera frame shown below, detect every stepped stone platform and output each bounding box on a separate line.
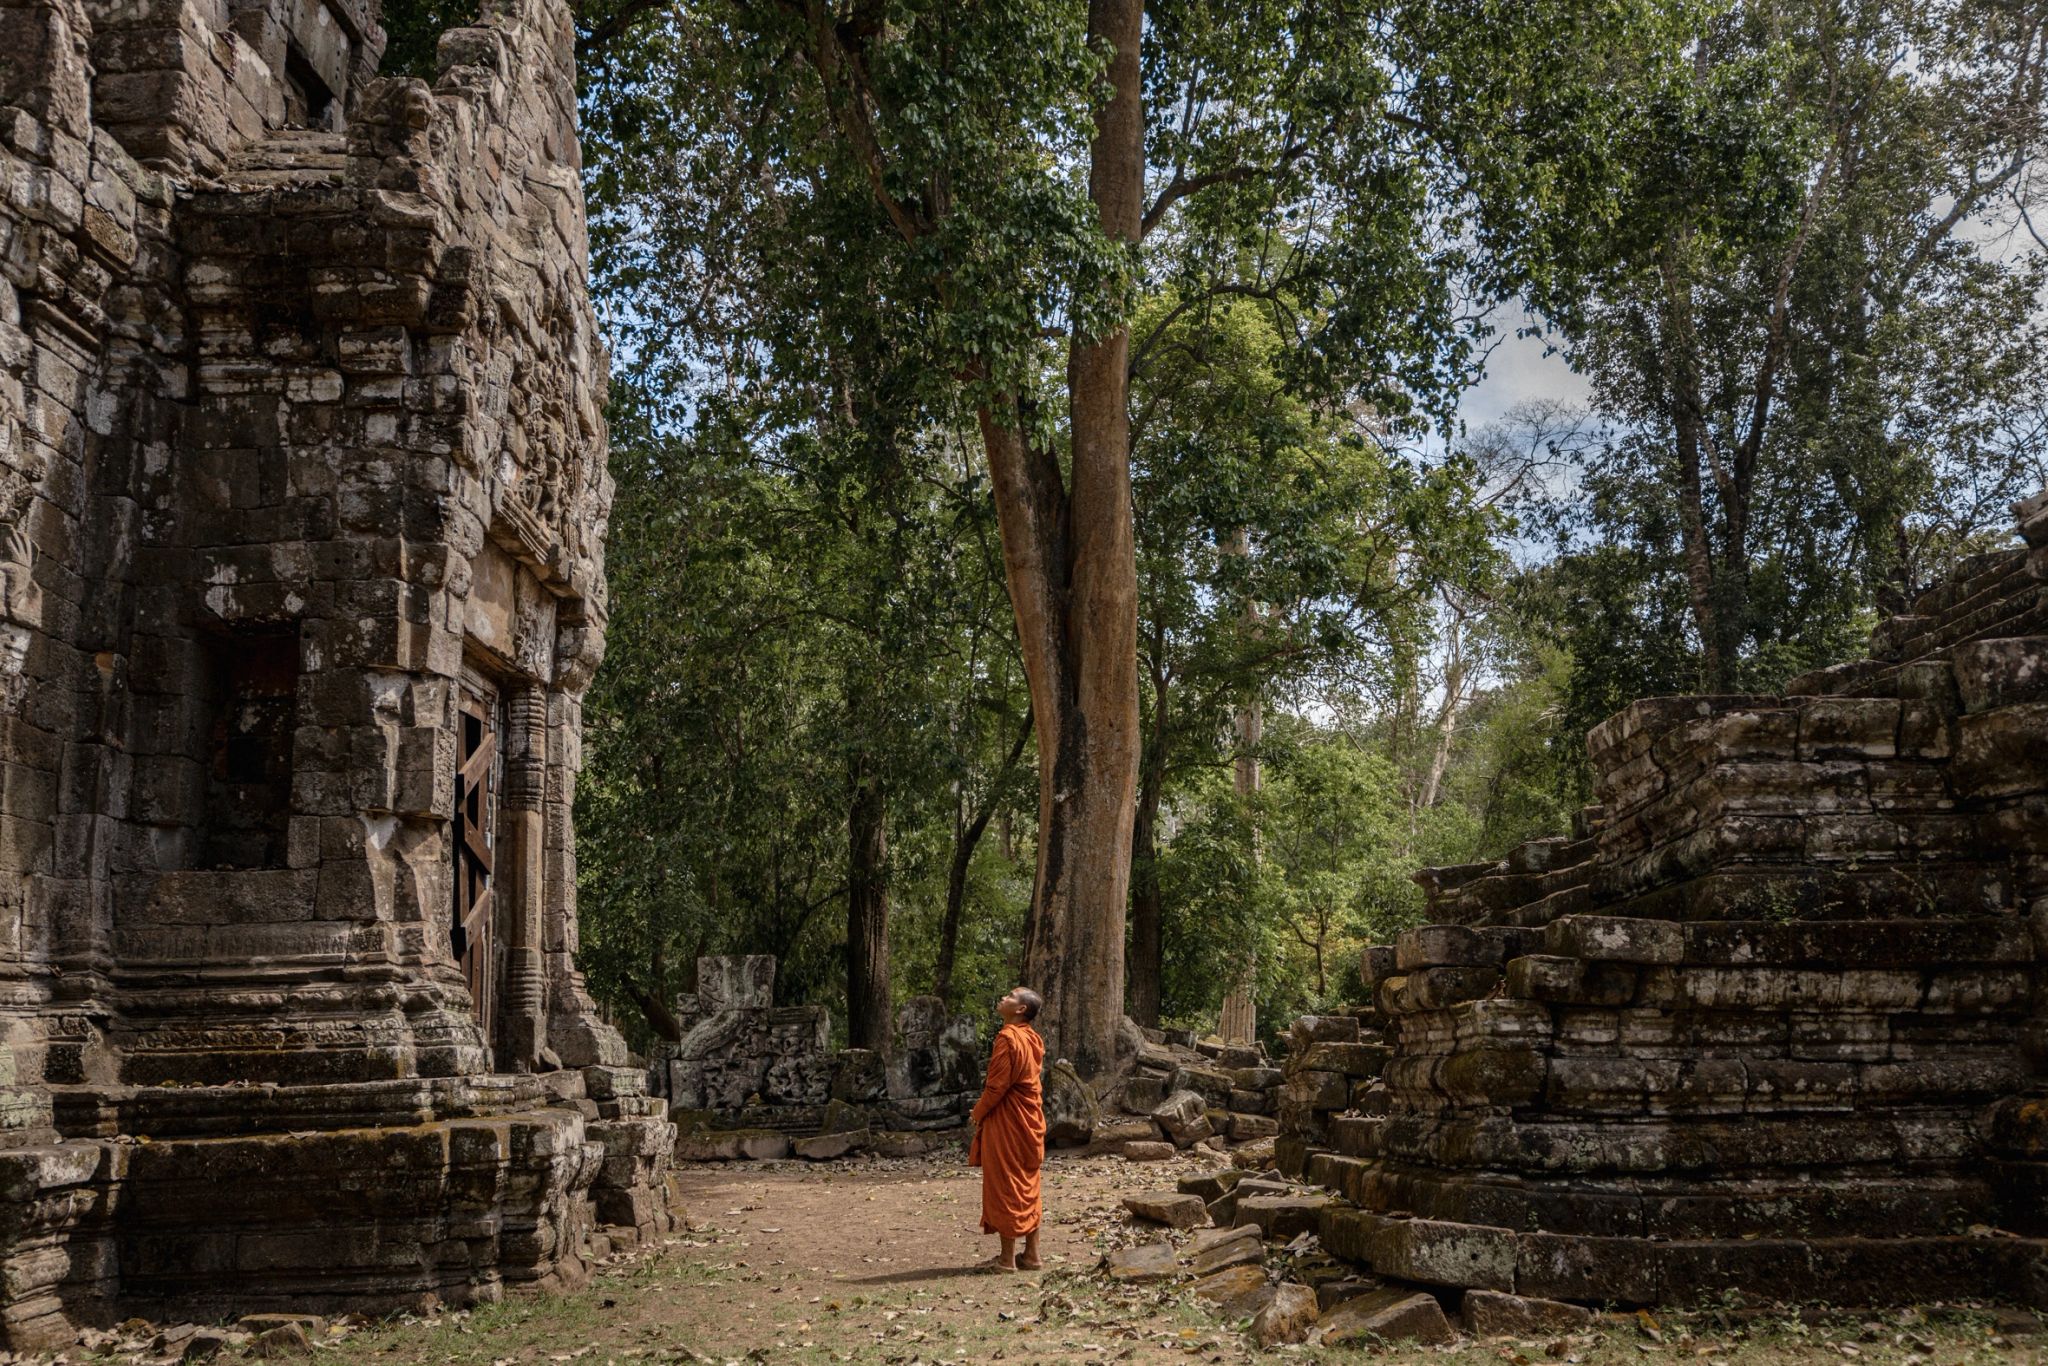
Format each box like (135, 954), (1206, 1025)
(0, 0), (669, 1343)
(1282, 492), (2048, 1308)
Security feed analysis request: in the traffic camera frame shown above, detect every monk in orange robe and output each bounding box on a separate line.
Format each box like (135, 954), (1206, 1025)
(968, 986), (1047, 1271)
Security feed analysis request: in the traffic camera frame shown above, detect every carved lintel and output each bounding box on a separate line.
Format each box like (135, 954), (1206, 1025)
(486, 494), (562, 587)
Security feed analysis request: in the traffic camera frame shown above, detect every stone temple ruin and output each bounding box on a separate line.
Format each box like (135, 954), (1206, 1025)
(1279, 491), (2048, 1311)
(656, 956), (986, 1159)
(0, 0), (670, 1343)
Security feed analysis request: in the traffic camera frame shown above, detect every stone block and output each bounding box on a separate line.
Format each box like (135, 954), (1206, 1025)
(1296, 1042), (1388, 1078)
(1229, 1112), (1278, 1140)
(1237, 1194), (1329, 1240)
(1120, 1073), (1168, 1113)
(1313, 1287), (1456, 1347)
(1169, 1064), (1235, 1107)
(1105, 1239), (1179, 1284)
(1545, 915), (1682, 964)
(1397, 924), (1494, 969)
(1290, 1014), (1359, 1047)
(1191, 1263), (1272, 1316)
(1188, 1223), (1264, 1275)
(1123, 1191), (1207, 1229)
(1462, 1289), (1593, 1336)
(1121, 1140), (1175, 1162)
(1177, 1168), (1242, 1202)
(1152, 1089), (1211, 1146)
(791, 1129), (868, 1160)
(1253, 1282), (1318, 1346)
(1371, 1217), (1517, 1291)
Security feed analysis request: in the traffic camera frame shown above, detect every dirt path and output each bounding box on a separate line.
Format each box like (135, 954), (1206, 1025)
(319, 1151), (2046, 1366)
(336, 1147), (1240, 1365)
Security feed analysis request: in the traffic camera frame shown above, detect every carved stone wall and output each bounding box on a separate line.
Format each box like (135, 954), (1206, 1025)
(0, 0), (668, 1342)
(656, 956), (984, 1152)
(1279, 492), (2048, 1310)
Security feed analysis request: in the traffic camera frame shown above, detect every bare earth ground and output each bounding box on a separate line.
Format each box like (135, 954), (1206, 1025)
(230, 1151), (2042, 1366)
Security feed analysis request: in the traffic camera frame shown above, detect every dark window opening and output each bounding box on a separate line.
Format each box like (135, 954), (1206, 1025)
(283, 42), (335, 129)
(201, 630), (298, 869)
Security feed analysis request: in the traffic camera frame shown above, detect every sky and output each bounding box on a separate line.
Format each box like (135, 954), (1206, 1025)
(1455, 314), (1592, 437)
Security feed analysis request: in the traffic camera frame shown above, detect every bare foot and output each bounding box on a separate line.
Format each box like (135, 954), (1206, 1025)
(1016, 1257), (1042, 1271)
(972, 1255), (1017, 1273)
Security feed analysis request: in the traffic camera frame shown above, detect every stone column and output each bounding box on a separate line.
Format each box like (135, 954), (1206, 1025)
(499, 682), (549, 1070)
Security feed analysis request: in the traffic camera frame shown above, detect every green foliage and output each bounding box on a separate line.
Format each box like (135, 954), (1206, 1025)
(374, 0), (473, 77)
(1525, 0), (2048, 703)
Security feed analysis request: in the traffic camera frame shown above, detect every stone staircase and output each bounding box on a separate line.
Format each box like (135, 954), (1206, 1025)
(1279, 489), (2048, 1310)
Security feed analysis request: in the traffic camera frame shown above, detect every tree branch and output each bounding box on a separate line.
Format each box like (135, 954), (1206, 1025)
(1140, 140), (1309, 237)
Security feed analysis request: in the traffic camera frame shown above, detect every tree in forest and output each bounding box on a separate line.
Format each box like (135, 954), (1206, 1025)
(1542, 0), (2048, 695)
(578, 0), (1657, 1073)
(1122, 292), (1494, 1025)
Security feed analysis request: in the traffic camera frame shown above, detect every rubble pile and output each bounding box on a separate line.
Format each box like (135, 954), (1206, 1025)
(1276, 491), (2048, 1309)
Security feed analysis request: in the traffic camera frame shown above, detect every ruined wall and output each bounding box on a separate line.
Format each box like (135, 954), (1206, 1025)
(0, 0), (668, 1341)
(657, 956), (985, 1158)
(1278, 493), (2048, 1310)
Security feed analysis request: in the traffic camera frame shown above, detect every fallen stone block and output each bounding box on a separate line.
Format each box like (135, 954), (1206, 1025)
(1254, 1282), (1320, 1346)
(1121, 1140), (1176, 1162)
(246, 1321), (313, 1357)
(1093, 1118), (1162, 1145)
(1178, 1168), (1242, 1202)
(1152, 1088), (1211, 1146)
(1233, 1136), (1277, 1169)
(1462, 1289), (1594, 1337)
(737, 1131), (793, 1160)
(1192, 1263), (1273, 1317)
(1238, 1194), (1330, 1240)
(1290, 1015), (1361, 1046)
(792, 1128), (869, 1160)
(674, 1131), (744, 1162)
(1313, 1287), (1457, 1347)
(1123, 1192), (1208, 1229)
(1171, 1065), (1237, 1107)
(1121, 1074), (1169, 1113)
(1189, 1228), (1264, 1276)
(1105, 1239), (1180, 1284)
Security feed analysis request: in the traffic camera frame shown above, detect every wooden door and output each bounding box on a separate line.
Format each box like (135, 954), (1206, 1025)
(454, 678), (500, 1044)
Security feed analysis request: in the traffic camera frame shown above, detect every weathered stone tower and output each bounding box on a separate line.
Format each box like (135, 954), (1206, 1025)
(1281, 495), (2048, 1309)
(0, 0), (670, 1342)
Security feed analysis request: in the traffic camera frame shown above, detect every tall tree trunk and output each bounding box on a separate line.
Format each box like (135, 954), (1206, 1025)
(936, 708), (1033, 1007)
(1217, 687), (1260, 1044)
(846, 751), (890, 1053)
(1217, 528), (1259, 1044)
(1127, 674), (1168, 1028)
(1418, 595), (1468, 812)
(978, 0), (1144, 1079)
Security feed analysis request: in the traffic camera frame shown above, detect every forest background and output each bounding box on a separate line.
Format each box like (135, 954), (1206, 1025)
(380, 0), (2048, 1059)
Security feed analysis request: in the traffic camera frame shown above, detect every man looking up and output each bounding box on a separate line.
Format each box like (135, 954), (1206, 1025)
(969, 986), (1046, 1271)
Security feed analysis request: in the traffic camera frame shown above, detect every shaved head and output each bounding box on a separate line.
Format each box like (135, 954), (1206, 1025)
(1011, 987), (1043, 1021)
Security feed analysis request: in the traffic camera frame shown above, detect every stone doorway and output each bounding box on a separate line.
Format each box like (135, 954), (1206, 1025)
(454, 669), (503, 1053)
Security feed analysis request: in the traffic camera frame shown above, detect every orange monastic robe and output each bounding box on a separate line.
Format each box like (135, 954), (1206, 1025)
(967, 1021), (1046, 1237)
